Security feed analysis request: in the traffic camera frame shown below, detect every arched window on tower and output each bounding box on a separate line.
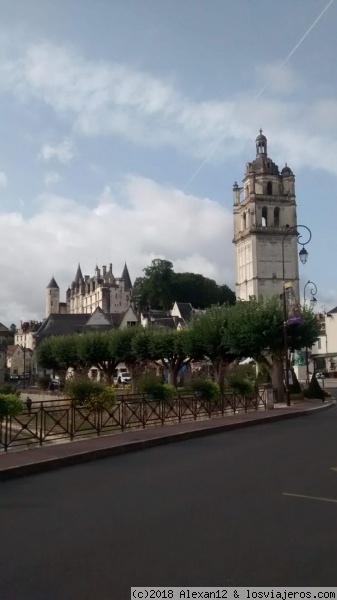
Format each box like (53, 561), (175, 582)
(267, 181), (273, 195)
(262, 206), (268, 227)
(274, 207), (280, 227)
(242, 212), (247, 230)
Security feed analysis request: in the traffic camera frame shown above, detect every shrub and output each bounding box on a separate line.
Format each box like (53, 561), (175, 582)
(87, 386), (116, 411)
(0, 394), (23, 420)
(305, 373), (325, 400)
(161, 383), (175, 403)
(289, 369), (302, 394)
(0, 385), (19, 396)
(190, 378), (220, 402)
(137, 373), (175, 402)
(255, 365), (271, 385)
(64, 378), (116, 410)
(227, 374), (254, 397)
(37, 375), (51, 391)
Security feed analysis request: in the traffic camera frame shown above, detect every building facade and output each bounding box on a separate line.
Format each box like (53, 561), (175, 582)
(233, 131), (299, 301)
(6, 345), (34, 377)
(311, 308), (337, 375)
(14, 321), (43, 351)
(45, 262), (133, 318)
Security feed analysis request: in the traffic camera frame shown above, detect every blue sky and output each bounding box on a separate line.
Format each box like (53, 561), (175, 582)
(0, 0), (336, 324)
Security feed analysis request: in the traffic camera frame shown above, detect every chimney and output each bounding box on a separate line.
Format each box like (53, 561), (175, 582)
(109, 263), (113, 272)
(102, 265), (107, 276)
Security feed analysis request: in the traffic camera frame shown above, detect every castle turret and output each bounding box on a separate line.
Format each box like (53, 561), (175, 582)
(46, 276), (60, 317)
(121, 262), (132, 291)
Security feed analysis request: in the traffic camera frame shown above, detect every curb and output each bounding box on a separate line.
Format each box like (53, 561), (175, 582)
(0, 400), (335, 481)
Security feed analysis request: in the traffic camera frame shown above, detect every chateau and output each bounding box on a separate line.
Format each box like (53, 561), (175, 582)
(233, 131), (299, 301)
(46, 262), (133, 318)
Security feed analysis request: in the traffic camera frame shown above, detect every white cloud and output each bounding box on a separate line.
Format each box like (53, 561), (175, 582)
(1, 42), (337, 176)
(255, 63), (303, 96)
(39, 138), (74, 164)
(0, 175), (233, 324)
(0, 171), (8, 188)
(44, 171), (61, 186)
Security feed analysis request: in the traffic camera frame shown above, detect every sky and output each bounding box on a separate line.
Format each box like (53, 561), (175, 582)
(0, 0), (336, 326)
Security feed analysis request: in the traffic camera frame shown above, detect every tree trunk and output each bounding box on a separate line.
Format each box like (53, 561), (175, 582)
(271, 359), (284, 403)
(212, 359), (225, 393)
(167, 367), (178, 387)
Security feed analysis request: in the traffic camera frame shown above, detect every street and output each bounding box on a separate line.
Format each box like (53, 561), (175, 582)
(0, 404), (336, 600)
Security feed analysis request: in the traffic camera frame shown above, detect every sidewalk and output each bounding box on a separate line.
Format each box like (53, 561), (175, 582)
(0, 399), (335, 481)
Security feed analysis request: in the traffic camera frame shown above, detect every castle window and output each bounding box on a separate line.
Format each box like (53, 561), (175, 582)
(267, 181), (273, 195)
(242, 212), (247, 230)
(262, 206), (268, 227)
(274, 207), (280, 227)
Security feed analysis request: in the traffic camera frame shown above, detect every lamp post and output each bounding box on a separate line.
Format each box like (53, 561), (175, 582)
(23, 343), (26, 390)
(304, 280), (318, 385)
(282, 225), (312, 406)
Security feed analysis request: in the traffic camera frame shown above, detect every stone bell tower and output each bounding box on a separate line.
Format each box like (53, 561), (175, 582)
(233, 130), (299, 301)
(46, 276), (60, 317)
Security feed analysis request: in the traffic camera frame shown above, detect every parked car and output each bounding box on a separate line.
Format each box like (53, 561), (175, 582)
(316, 372), (325, 379)
(118, 372), (131, 384)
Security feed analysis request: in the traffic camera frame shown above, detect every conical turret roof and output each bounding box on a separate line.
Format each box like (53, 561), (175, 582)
(46, 276), (59, 289)
(121, 263), (132, 291)
(74, 263), (83, 284)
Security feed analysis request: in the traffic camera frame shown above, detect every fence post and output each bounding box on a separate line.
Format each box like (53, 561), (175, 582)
(120, 400), (125, 432)
(69, 402), (74, 440)
(39, 402), (43, 446)
(4, 415), (8, 452)
(97, 409), (101, 437)
(161, 400), (165, 426)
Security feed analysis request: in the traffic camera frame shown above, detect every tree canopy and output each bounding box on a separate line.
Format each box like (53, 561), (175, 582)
(132, 258), (235, 310)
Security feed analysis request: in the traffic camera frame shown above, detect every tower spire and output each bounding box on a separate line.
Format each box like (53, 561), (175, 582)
(121, 262), (132, 291)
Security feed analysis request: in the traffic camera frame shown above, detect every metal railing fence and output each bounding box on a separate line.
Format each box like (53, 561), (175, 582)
(0, 388), (268, 452)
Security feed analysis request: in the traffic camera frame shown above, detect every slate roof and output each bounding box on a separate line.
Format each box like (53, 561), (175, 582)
(121, 263), (132, 291)
(143, 310), (171, 319)
(74, 264), (84, 284)
(151, 317), (176, 329)
(35, 314), (89, 339)
(35, 310), (130, 339)
(176, 302), (193, 322)
(0, 322), (10, 332)
(327, 306), (337, 314)
(46, 277), (59, 289)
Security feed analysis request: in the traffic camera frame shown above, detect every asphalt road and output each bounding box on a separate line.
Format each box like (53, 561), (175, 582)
(1, 406), (337, 600)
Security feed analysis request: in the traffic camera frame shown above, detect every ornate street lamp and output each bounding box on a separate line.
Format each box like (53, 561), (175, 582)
(282, 225), (312, 406)
(304, 280), (318, 385)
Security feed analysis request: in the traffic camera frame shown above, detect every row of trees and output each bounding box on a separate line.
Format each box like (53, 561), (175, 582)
(37, 297), (320, 402)
(132, 259), (236, 310)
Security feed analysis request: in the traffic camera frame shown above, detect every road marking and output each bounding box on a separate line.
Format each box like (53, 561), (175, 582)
(331, 468), (337, 472)
(283, 492), (337, 504)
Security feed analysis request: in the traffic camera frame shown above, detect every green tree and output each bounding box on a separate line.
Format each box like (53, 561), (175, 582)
(171, 272), (219, 309)
(149, 328), (195, 387)
(137, 259), (175, 310)
(217, 284), (236, 306)
(37, 335), (84, 383)
(77, 331), (119, 385)
(133, 258), (236, 311)
(189, 305), (237, 391)
(225, 297), (321, 403)
(111, 326), (145, 392)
